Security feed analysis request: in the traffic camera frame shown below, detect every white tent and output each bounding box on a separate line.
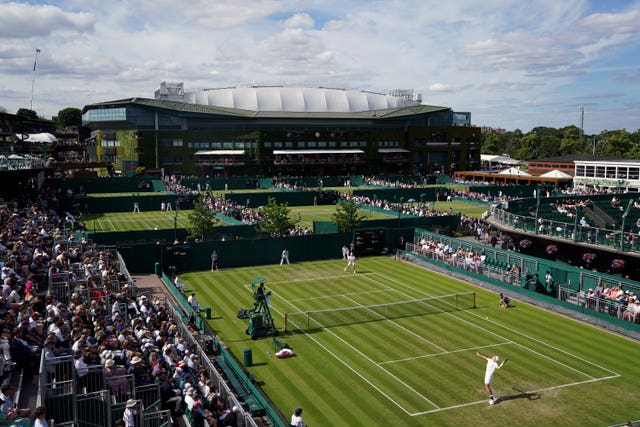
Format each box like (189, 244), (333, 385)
(498, 167), (531, 176)
(539, 169), (572, 179)
(481, 154), (522, 165)
(17, 133), (58, 143)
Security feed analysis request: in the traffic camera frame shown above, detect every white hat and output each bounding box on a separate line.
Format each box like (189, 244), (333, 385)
(126, 399), (139, 408)
(130, 356), (142, 365)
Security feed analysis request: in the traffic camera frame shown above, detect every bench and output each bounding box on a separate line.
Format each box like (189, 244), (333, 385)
(215, 357), (249, 398)
(242, 395), (266, 417)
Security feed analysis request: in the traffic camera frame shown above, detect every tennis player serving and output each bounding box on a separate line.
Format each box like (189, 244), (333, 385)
(476, 352), (508, 405)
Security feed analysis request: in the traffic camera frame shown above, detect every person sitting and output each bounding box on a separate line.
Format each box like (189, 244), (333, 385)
(499, 293), (511, 308)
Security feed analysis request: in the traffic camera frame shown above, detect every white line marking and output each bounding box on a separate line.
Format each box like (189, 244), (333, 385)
(289, 289), (387, 302)
(268, 272), (375, 286)
(379, 342), (513, 365)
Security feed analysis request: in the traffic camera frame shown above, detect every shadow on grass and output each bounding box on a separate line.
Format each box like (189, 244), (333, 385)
(497, 387), (541, 403)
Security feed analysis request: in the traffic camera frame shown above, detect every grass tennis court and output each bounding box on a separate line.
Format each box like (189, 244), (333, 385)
(181, 257), (640, 426)
(81, 205), (392, 232)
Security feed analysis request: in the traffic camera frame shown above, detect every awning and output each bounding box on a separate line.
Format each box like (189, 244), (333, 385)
(17, 133), (58, 143)
(273, 149), (364, 155)
(481, 154), (522, 165)
(539, 169), (573, 178)
(194, 150), (245, 155)
(378, 148), (409, 153)
(498, 167), (531, 176)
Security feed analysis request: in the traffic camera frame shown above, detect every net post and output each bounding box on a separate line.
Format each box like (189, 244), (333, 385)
(473, 292), (476, 308)
(455, 293), (459, 310)
(284, 313), (288, 332)
(307, 312), (310, 332)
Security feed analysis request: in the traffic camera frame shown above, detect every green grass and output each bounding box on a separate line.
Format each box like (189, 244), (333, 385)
(430, 201), (489, 219)
(181, 257), (640, 427)
(81, 206), (391, 232)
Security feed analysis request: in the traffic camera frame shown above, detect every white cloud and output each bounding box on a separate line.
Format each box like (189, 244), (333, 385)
(0, 2), (95, 38)
(282, 13), (315, 29)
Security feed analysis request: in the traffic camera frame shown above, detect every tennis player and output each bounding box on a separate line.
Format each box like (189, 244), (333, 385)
(344, 252), (356, 273)
(476, 352), (505, 404)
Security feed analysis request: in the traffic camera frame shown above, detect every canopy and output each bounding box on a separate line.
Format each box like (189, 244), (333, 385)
(481, 154), (521, 165)
(273, 149), (364, 155)
(539, 169), (572, 179)
(17, 133), (58, 143)
(194, 150), (245, 155)
(498, 167), (531, 176)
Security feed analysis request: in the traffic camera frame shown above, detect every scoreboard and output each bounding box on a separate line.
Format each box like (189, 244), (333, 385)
(354, 228), (387, 256)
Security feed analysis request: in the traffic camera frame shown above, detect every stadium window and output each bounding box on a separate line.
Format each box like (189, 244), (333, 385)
(629, 168), (639, 179)
(576, 165), (585, 176)
(173, 139), (183, 147)
(264, 142), (272, 148)
(211, 142), (221, 148)
(349, 141), (358, 147)
(317, 141), (326, 148)
(235, 141), (245, 149)
(188, 142), (195, 148)
(359, 141), (367, 147)
(274, 141), (283, 148)
(297, 141), (306, 148)
(585, 165), (595, 177)
(596, 166), (605, 178)
(328, 141), (336, 147)
(285, 142), (293, 148)
(340, 141), (348, 148)
(307, 141), (316, 148)
(223, 142), (233, 149)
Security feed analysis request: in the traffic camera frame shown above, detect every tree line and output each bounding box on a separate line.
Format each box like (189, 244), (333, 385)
(482, 126), (640, 160)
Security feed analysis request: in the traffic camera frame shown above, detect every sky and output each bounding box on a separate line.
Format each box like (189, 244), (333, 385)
(0, 0), (639, 134)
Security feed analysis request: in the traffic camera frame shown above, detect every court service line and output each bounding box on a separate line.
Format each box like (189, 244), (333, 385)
(370, 270), (620, 378)
(379, 341), (513, 365)
(289, 288), (387, 302)
(268, 272), (375, 285)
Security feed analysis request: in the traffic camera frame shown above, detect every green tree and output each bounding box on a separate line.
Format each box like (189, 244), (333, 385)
(332, 198), (365, 232)
(56, 107), (82, 127)
(558, 125), (585, 156)
(257, 198), (295, 237)
(599, 129), (634, 158)
(515, 132), (539, 160)
(186, 196), (218, 241)
(481, 131), (503, 154)
(0, 106), (6, 113)
(16, 108), (37, 120)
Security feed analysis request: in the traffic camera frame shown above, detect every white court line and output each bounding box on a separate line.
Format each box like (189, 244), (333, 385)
(289, 289), (387, 302)
(341, 294), (447, 352)
(362, 273), (604, 380)
(247, 286), (430, 415)
(106, 217), (116, 232)
(379, 342), (513, 365)
(268, 272), (375, 286)
(371, 270), (620, 378)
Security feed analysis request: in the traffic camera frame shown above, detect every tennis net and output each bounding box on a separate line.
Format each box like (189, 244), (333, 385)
(284, 291), (475, 332)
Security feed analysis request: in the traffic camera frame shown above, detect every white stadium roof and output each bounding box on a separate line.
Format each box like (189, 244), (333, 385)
(180, 86), (420, 113)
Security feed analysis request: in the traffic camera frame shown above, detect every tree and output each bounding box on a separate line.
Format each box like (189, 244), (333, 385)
(558, 125), (585, 156)
(56, 107), (82, 127)
(16, 108), (38, 120)
(0, 106), (6, 113)
(186, 196), (218, 241)
(599, 129), (634, 158)
(332, 198), (365, 232)
(257, 198), (295, 237)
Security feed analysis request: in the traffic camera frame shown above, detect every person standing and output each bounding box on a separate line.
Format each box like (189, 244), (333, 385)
(290, 407), (306, 427)
(344, 252), (356, 273)
(122, 399), (139, 427)
(133, 202), (140, 213)
(475, 352), (505, 404)
(211, 250), (219, 271)
(280, 249), (290, 265)
(342, 245), (349, 260)
(160, 202), (166, 213)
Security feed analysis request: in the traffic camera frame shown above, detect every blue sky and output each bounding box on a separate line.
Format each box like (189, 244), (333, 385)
(0, 0), (639, 134)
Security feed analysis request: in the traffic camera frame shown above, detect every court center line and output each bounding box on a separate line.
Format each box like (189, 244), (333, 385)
(379, 342), (513, 365)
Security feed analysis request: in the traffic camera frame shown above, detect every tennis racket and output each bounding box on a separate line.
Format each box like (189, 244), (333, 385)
(501, 358), (510, 367)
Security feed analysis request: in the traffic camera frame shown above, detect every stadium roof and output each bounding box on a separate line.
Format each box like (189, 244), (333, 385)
(83, 96), (450, 120)
(184, 86), (417, 113)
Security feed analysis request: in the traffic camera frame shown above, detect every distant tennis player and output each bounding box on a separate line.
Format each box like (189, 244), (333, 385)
(476, 352), (506, 405)
(344, 252), (356, 273)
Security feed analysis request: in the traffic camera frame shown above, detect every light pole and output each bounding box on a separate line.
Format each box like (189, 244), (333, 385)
(30, 48), (41, 110)
(534, 184), (542, 234)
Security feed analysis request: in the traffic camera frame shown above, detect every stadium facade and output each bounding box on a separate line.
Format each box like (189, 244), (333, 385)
(82, 82), (480, 177)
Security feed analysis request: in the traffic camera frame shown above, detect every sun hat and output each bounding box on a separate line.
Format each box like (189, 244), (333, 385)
(125, 399), (138, 408)
(130, 356), (142, 364)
